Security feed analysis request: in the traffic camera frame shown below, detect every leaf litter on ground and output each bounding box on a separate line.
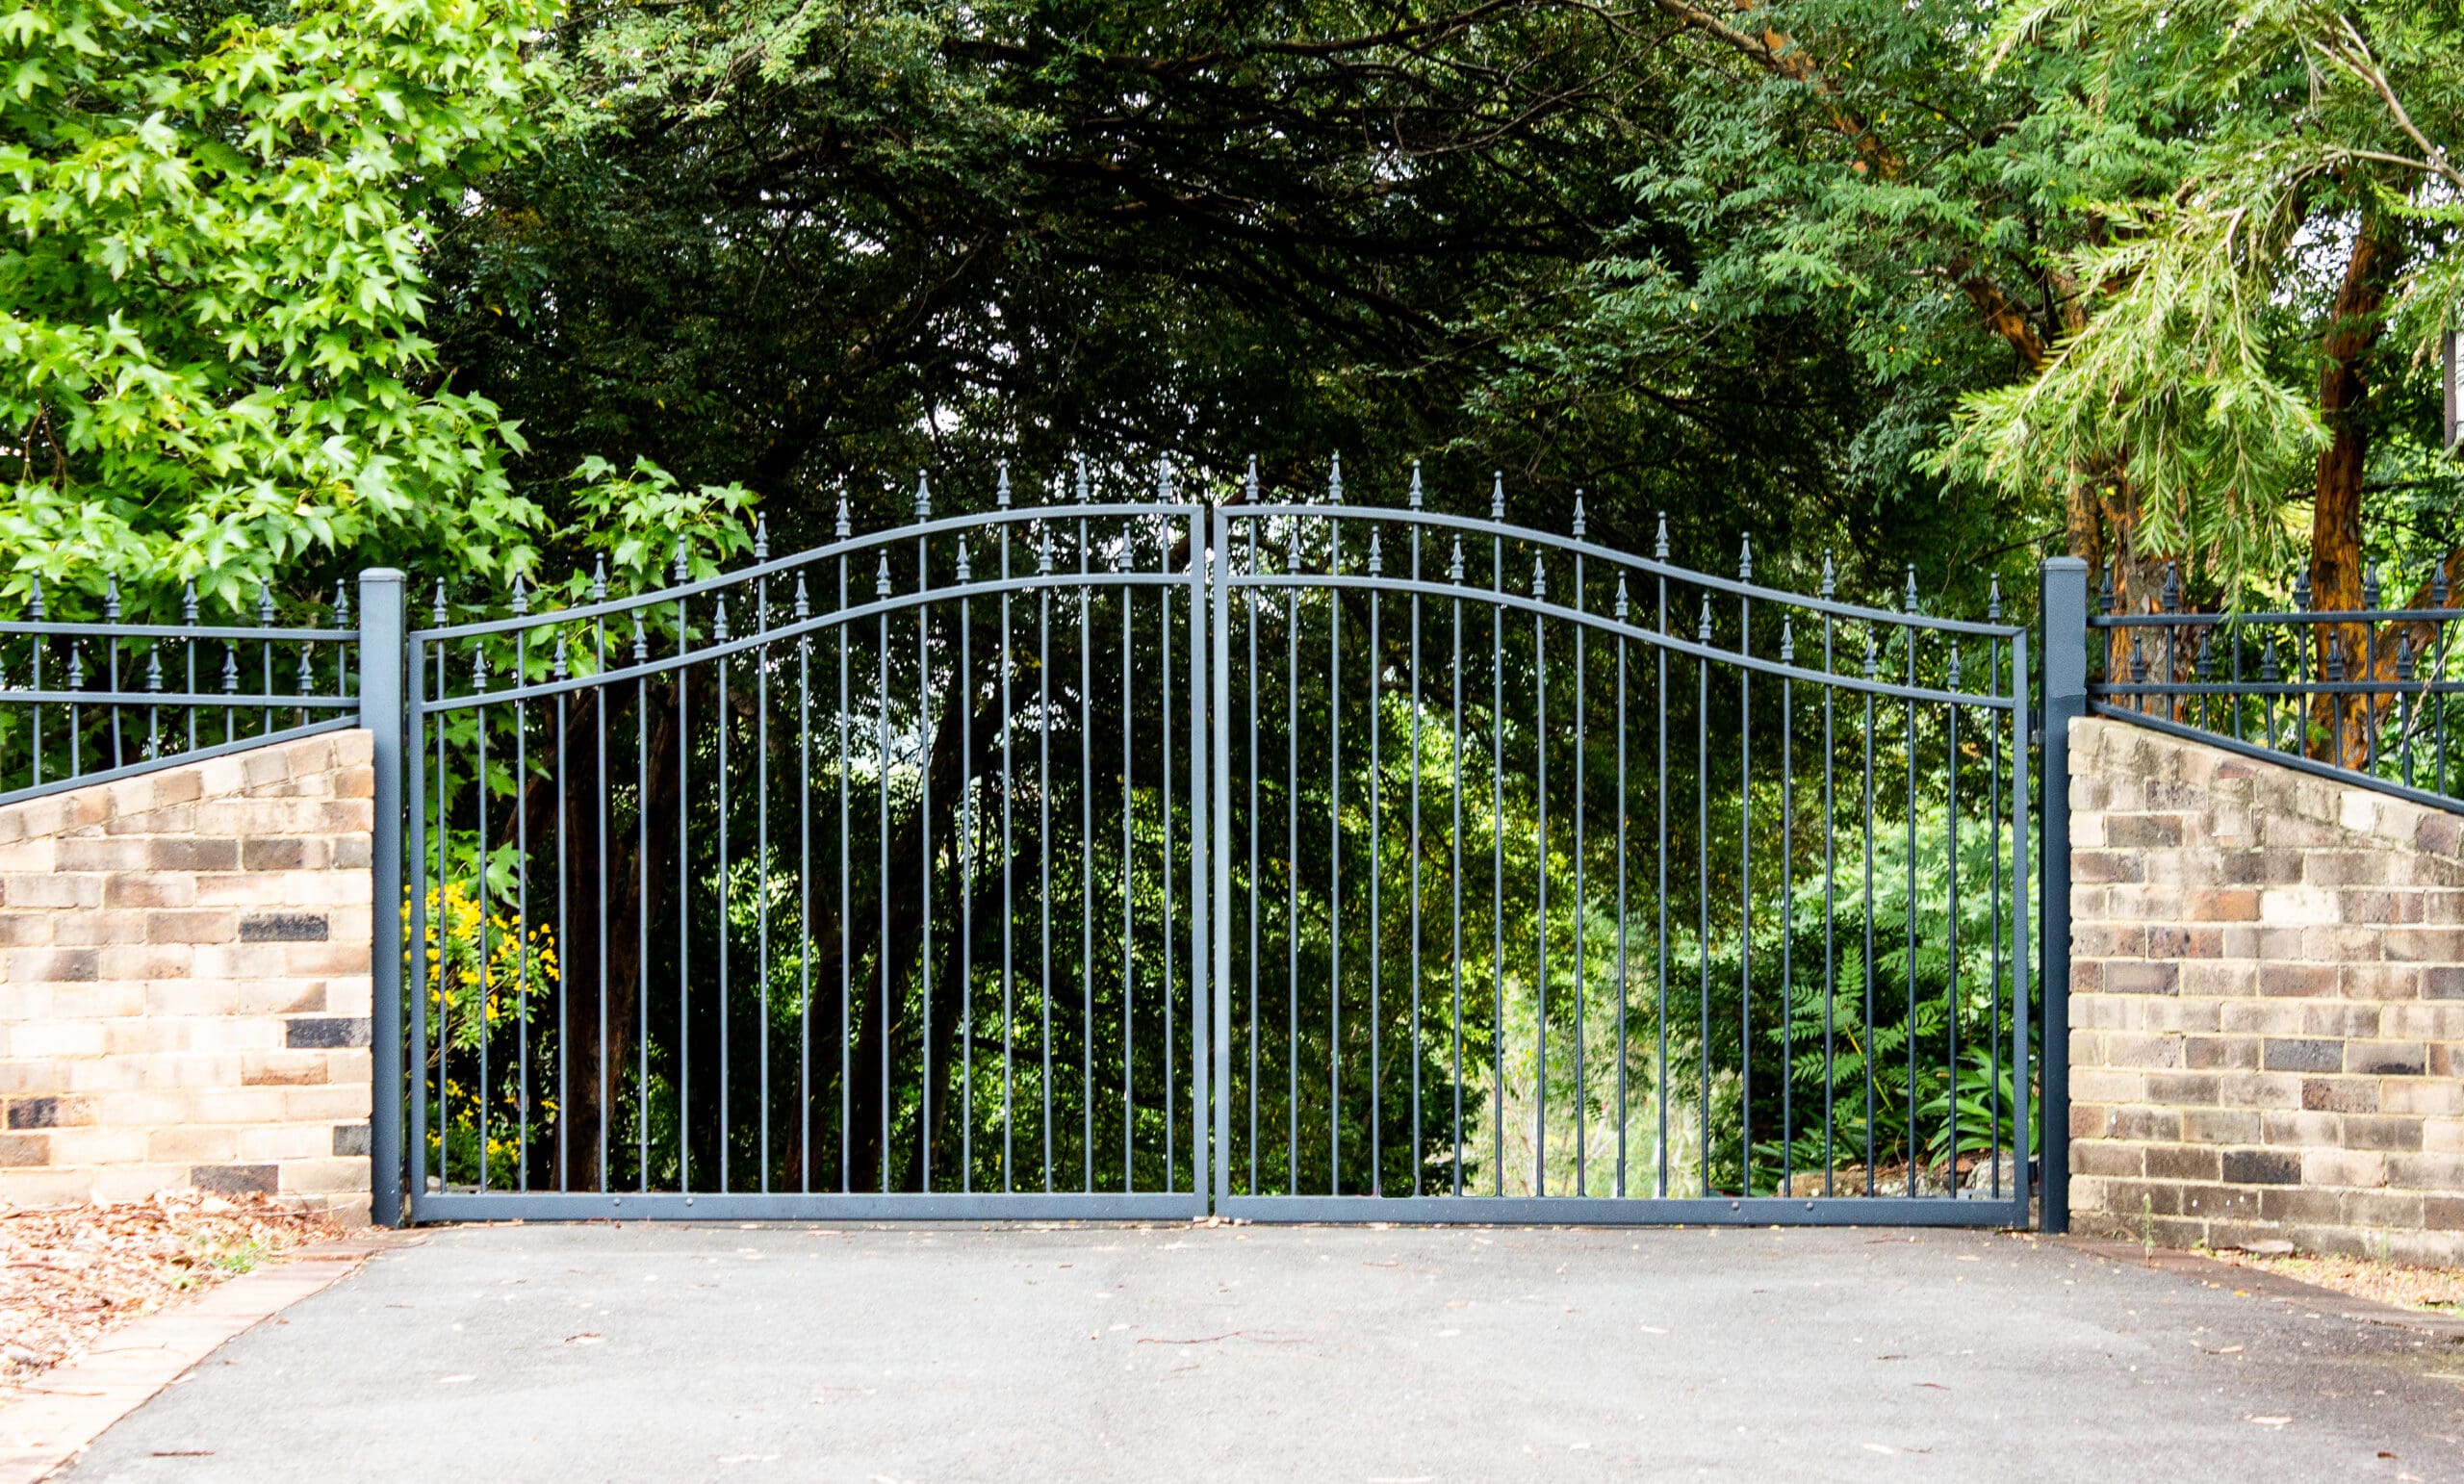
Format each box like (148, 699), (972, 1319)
(0, 1190), (338, 1403)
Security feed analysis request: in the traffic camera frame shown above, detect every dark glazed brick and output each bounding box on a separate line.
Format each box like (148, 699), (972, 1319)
(2261, 1038), (2342, 1073)
(191, 1164), (277, 1197)
(0, 1134), (46, 1167)
(2220, 1150), (2300, 1186)
(240, 912), (329, 943)
(332, 1122), (371, 1157)
(6, 1097), (57, 1130)
(285, 1016), (371, 1049)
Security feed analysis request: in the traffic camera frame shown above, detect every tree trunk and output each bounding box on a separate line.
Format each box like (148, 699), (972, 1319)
(2306, 216), (2391, 765)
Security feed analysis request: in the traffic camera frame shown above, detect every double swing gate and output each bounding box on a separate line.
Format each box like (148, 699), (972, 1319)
(398, 464), (2035, 1225)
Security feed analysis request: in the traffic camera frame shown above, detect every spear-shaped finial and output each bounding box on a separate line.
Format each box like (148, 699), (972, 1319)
(2293, 570), (2312, 610)
(2161, 562), (2180, 613)
(472, 648), (488, 691)
(295, 646), (313, 690)
(510, 574), (528, 617)
(1654, 512), (1669, 561)
(1531, 552), (1547, 598)
(1408, 461), (1423, 510)
(1327, 452), (1342, 502)
(755, 514), (770, 563)
(875, 554), (892, 598)
(552, 636), (569, 681)
(181, 580), (197, 627)
(1780, 618), (1794, 664)
(956, 536), (972, 583)
(144, 647), (163, 693)
(631, 613), (649, 663)
(835, 487), (852, 539)
(1738, 534), (1752, 581)
(1820, 550), (1835, 600)
(1038, 529), (1055, 576)
(1245, 455), (1259, 505)
(1903, 566), (1918, 614)
(1947, 643), (1962, 686)
(996, 459), (1012, 509)
(431, 579), (447, 626)
(1572, 492), (1586, 539)
(2364, 563), (2381, 610)
(914, 471), (932, 522)
(1989, 576), (2003, 622)
(2098, 562), (2116, 615)
(27, 575), (41, 622)
(1614, 576), (1630, 620)
(2326, 637), (2346, 682)
(103, 576), (120, 623)
(220, 644), (240, 694)
(1159, 456), (1175, 502)
(2259, 639), (2279, 682)
(257, 581), (274, 626)
(672, 539), (688, 586)
(2130, 637), (2148, 683)
(1863, 630), (1878, 678)
(1075, 453), (1091, 503)
(2196, 631), (2216, 680)
(2439, 566), (2454, 607)
(66, 644), (82, 688)
(332, 579), (350, 627)
(2398, 635), (2416, 682)
(713, 596), (730, 642)
(1698, 596), (1712, 642)
(590, 554), (607, 603)
(1367, 533), (1384, 576)
(1449, 537), (1465, 584)
(794, 574), (810, 621)
(1490, 473), (1504, 523)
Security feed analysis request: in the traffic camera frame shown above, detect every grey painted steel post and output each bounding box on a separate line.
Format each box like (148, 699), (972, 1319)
(1210, 503), (1233, 1208)
(358, 569), (407, 1228)
(2038, 557), (2087, 1236)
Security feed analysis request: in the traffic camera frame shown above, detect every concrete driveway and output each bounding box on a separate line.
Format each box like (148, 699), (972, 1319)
(57, 1222), (2464, 1481)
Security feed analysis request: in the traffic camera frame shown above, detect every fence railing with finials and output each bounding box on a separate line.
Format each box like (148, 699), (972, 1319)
(2086, 559), (2464, 813)
(0, 578), (366, 807)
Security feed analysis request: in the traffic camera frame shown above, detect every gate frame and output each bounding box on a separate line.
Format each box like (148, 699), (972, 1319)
(356, 496), (2063, 1231)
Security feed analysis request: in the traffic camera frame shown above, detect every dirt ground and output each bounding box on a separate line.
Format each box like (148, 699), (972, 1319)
(2206, 1246), (2464, 1314)
(0, 1193), (338, 1403)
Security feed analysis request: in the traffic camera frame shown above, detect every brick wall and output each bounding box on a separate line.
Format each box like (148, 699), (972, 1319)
(2068, 715), (2464, 1264)
(0, 731), (375, 1221)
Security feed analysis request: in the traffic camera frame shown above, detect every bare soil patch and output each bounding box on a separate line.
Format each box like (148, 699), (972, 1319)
(0, 1192), (339, 1403)
(2207, 1247), (2464, 1314)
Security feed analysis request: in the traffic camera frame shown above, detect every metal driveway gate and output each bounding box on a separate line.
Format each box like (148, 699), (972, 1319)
(393, 464), (2034, 1225)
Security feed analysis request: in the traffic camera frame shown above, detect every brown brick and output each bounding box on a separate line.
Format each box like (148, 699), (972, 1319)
(2256, 1188), (2344, 1224)
(8, 948), (97, 983)
(2302, 1078), (2380, 1113)
(2107, 815), (2186, 848)
(2185, 889), (2261, 922)
(145, 908), (236, 944)
(2182, 1108), (2262, 1144)
(2347, 1116), (2426, 1152)
(240, 838), (307, 872)
(2261, 1111), (2342, 1146)
(2145, 1072), (2220, 1105)
(6, 1097), (58, 1130)
(2075, 851), (2145, 883)
(189, 1163), (277, 1198)
(2425, 966), (2464, 1000)
(145, 837), (240, 872)
(2105, 962), (2180, 996)
(0, 1134), (47, 1167)
(2257, 964), (2338, 999)
(2183, 1036), (2258, 1071)
(2346, 1041), (2427, 1076)
(2144, 1144), (2220, 1183)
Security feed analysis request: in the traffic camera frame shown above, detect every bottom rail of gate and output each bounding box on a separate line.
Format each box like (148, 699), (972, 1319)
(411, 1192), (1209, 1222)
(1218, 1193), (2025, 1226)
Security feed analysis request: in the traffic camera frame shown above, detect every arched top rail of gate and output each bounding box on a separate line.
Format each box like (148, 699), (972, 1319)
(404, 462), (2025, 715)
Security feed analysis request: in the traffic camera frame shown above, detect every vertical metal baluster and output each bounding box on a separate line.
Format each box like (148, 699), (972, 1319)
(1081, 461), (1097, 1192)
(104, 578), (122, 767)
(1040, 525), (1056, 1191)
(1946, 643), (1963, 1194)
(550, 626), (571, 1188)
(798, 576), (813, 1193)
(629, 612), (649, 1190)
(1367, 531), (1383, 1193)
(716, 593), (732, 1191)
(1245, 464), (1262, 1196)
(1821, 556), (1837, 1196)
(1119, 525), (1136, 1190)
(1490, 475), (1505, 1196)
(1780, 617), (1794, 1196)
(473, 646), (490, 1191)
(1656, 517), (1670, 1197)
(1861, 629), (1878, 1195)
(258, 582), (273, 738)
(1532, 553), (1549, 1197)
(956, 541), (974, 1193)
(1408, 473), (1424, 1198)
(1326, 465), (1343, 1195)
(1615, 576), (1630, 1197)
(144, 647), (162, 761)
(1160, 468), (1178, 1193)
(1903, 573), (1919, 1196)
(758, 525), (774, 1191)
(408, 625), (430, 1205)
(874, 558), (893, 1193)
(67, 646), (81, 793)
(1737, 539), (1752, 1193)
(1988, 581), (2005, 1199)
(26, 580), (41, 788)
(673, 545), (693, 1191)
(1695, 596), (1710, 1196)
(430, 585), (448, 1185)
(183, 580), (198, 755)
(1000, 473), (1015, 1192)
(512, 580), (530, 1192)
(1571, 499), (1587, 1194)
(2435, 568), (2452, 794)
(219, 643), (236, 748)
(912, 489), (931, 1192)
(1287, 516), (1301, 1190)
(588, 560), (607, 1190)
(1450, 537), (1467, 1197)
(837, 499), (853, 1191)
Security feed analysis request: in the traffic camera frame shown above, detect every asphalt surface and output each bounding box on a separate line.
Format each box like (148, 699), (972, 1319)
(60, 1222), (2464, 1481)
